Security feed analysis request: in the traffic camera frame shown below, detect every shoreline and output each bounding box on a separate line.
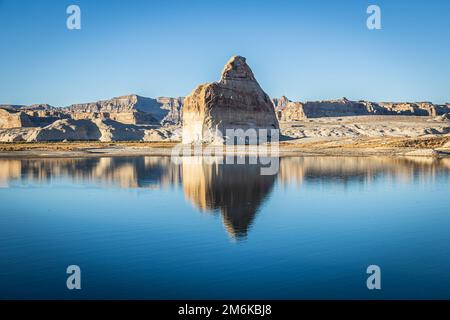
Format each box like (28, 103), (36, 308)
(1, 136), (449, 158)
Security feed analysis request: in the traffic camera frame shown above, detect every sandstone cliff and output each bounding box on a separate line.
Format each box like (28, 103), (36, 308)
(0, 94), (184, 142)
(273, 97), (450, 121)
(62, 95), (183, 126)
(63, 95), (158, 125)
(0, 108), (64, 129)
(182, 56), (279, 144)
(0, 109), (33, 129)
(155, 97), (184, 125)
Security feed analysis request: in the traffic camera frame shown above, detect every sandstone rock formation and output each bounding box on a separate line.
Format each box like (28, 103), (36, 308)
(0, 109), (33, 129)
(0, 94), (185, 142)
(155, 97), (184, 125)
(280, 115), (450, 139)
(27, 119), (102, 142)
(63, 95), (183, 126)
(63, 95), (158, 125)
(273, 96), (306, 121)
(2, 56), (450, 143)
(182, 56), (279, 144)
(0, 104), (54, 112)
(273, 97), (450, 121)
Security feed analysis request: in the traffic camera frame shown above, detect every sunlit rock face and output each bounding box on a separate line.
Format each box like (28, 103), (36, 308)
(182, 157), (276, 239)
(273, 97), (450, 121)
(0, 109), (33, 129)
(182, 56), (279, 144)
(63, 95), (158, 125)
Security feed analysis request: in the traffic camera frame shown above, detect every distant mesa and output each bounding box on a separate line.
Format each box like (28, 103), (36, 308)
(0, 95), (184, 142)
(273, 97), (450, 121)
(182, 55), (279, 144)
(62, 95), (183, 126)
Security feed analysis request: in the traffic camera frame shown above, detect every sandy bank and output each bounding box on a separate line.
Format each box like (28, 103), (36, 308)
(0, 135), (449, 159)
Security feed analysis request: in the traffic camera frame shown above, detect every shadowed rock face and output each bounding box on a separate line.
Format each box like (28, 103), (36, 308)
(63, 95), (158, 125)
(63, 95), (184, 126)
(0, 95), (184, 130)
(0, 95), (185, 142)
(0, 107), (63, 129)
(0, 109), (33, 129)
(182, 56), (280, 144)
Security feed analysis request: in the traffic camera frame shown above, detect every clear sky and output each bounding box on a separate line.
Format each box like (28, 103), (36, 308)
(1, 0), (449, 106)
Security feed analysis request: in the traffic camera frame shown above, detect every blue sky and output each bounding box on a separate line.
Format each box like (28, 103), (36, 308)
(0, 0), (449, 106)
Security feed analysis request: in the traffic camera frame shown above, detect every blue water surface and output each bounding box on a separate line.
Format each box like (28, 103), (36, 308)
(0, 156), (449, 299)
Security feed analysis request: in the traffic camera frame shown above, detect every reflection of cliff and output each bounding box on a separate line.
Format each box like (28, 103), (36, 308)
(0, 157), (181, 189)
(278, 156), (450, 186)
(0, 160), (21, 188)
(182, 157), (276, 239)
(1, 155), (450, 239)
(3, 156), (447, 190)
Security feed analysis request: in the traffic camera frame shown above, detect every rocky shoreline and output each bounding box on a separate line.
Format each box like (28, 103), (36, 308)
(1, 133), (449, 159)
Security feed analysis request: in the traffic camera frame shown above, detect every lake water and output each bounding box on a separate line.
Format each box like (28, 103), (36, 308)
(1, 156), (450, 299)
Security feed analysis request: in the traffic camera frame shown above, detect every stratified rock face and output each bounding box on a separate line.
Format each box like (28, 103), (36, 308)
(378, 102), (444, 116)
(182, 56), (279, 144)
(0, 96), (184, 142)
(273, 97), (306, 122)
(63, 95), (184, 126)
(63, 95), (158, 125)
(0, 104), (54, 112)
(275, 97), (450, 121)
(65, 95), (149, 113)
(155, 97), (184, 125)
(0, 104), (63, 129)
(272, 96), (291, 110)
(27, 119), (102, 142)
(0, 109), (33, 129)
(303, 98), (372, 118)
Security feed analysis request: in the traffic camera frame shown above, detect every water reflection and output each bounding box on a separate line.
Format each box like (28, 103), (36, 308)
(182, 157), (276, 239)
(1, 156), (449, 239)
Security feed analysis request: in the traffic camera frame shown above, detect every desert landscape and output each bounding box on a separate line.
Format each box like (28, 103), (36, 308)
(3, 0), (450, 303)
(1, 55), (450, 158)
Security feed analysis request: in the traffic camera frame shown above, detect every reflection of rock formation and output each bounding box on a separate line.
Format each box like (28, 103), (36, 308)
(182, 157), (276, 239)
(0, 157), (182, 189)
(278, 156), (450, 186)
(1, 156), (450, 238)
(0, 159), (21, 188)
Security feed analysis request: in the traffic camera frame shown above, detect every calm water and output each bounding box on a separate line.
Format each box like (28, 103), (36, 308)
(1, 156), (450, 299)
